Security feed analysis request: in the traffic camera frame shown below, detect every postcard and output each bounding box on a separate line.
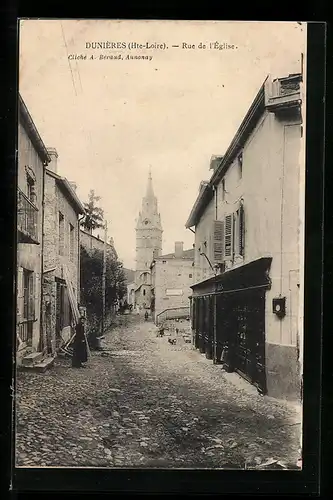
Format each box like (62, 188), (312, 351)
(15, 19), (307, 472)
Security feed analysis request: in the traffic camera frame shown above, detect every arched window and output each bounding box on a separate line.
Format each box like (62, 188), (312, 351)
(143, 289), (146, 296)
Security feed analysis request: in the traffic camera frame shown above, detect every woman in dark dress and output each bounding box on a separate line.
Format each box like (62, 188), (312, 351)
(72, 316), (88, 368)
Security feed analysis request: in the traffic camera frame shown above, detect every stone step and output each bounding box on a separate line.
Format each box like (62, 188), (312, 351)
(22, 356), (55, 373)
(21, 351), (44, 366)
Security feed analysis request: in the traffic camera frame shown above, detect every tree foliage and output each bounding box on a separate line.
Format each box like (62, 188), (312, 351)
(80, 245), (127, 322)
(81, 189), (104, 233)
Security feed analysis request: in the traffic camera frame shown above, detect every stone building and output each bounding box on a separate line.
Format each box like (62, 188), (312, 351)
(150, 242), (194, 324)
(16, 94), (51, 364)
(134, 169), (163, 309)
(42, 149), (85, 354)
(186, 73), (304, 401)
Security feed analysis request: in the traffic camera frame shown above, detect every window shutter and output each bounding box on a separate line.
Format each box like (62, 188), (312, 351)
(239, 204), (245, 257)
(28, 272), (35, 320)
(17, 268), (24, 317)
(212, 220), (224, 263)
(23, 271), (28, 319)
(224, 214), (233, 260)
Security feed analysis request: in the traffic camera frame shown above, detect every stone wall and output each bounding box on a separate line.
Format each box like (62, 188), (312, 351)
(80, 229), (117, 261)
(42, 172), (81, 351)
(16, 122), (44, 357)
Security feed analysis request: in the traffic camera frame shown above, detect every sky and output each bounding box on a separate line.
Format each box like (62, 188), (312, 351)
(19, 20), (306, 269)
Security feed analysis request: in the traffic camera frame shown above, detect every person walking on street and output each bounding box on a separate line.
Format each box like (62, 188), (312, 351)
(72, 315), (88, 368)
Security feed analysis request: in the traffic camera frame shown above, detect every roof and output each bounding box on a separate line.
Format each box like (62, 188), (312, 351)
(185, 182), (213, 230)
(185, 73), (302, 229)
(155, 248), (194, 260)
(19, 94), (51, 164)
(46, 168), (85, 214)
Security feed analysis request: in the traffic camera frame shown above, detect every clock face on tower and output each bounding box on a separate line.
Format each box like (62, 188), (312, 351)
(144, 219), (150, 225)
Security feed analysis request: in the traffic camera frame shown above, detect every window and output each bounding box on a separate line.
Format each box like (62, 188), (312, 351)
(143, 289), (146, 296)
(233, 204), (245, 257)
(237, 152), (243, 179)
(26, 168), (36, 205)
(69, 223), (75, 261)
(221, 179), (226, 202)
(27, 178), (34, 201)
(189, 274), (193, 278)
(59, 212), (64, 255)
(23, 269), (34, 321)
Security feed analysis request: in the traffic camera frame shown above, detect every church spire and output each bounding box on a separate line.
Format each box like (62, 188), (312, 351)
(146, 167), (154, 198)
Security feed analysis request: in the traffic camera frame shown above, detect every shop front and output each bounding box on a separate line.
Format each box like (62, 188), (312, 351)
(191, 257), (272, 395)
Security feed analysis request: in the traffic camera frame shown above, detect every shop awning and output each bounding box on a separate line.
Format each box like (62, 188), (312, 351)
(191, 257), (272, 296)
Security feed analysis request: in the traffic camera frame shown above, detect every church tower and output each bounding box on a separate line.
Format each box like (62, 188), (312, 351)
(135, 169), (162, 308)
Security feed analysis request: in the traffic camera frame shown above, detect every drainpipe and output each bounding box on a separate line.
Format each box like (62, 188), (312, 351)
(39, 161), (46, 354)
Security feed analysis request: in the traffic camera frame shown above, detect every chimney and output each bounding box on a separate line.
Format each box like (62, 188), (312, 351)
(175, 241), (184, 259)
(47, 147), (58, 173)
(209, 155), (223, 171)
(68, 181), (77, 192)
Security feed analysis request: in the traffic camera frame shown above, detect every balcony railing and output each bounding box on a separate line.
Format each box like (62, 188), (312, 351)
(265, 75), (301, 112)
(156, 306), (190, 326)
(17, 188), (39, 244)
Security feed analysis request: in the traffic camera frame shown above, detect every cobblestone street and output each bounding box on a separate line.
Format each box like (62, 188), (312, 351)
(15, 314), (301, 469)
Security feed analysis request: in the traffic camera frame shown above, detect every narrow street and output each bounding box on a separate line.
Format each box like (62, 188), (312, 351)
(16, 314), (301, 469)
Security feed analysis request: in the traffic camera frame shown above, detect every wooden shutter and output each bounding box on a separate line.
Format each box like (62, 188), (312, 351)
(28, 272), (35, 320)
(23, 271), (29, 319)
(212, 220), (224, 264)
(224, 214), (234, 260)
(239, 204), (245, 257)
(63, 286), (71, 327)
(234, 210), (239, 255)
(17, 268), (24, 318)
